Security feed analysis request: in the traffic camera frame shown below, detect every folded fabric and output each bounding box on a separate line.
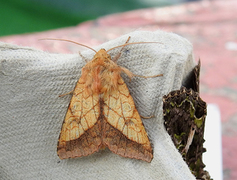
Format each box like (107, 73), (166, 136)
(0, 31), (196, 180)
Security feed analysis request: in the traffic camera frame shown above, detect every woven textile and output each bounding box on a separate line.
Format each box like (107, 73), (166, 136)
(0, 31), (196, 180)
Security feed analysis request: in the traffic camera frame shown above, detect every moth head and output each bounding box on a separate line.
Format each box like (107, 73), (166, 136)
(93, 49), (111, 60)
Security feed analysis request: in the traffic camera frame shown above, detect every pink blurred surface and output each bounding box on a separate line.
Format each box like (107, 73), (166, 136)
(1, 1), (237, 179)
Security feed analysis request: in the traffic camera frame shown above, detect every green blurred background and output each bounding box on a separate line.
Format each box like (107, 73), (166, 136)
(0, 0), (198, 37)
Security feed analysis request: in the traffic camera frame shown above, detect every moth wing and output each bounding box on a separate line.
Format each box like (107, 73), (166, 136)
(102, 77), (153, 162)
(57, 78), (102, 159)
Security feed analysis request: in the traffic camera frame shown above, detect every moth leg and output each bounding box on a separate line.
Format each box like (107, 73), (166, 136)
(59, 90), (74, 97)
(140, 115), (154, 119)
(112, 36), (131, 63)
(120, 66), (163, 81)
(79, 51), (90, 62)
(133, 74), (163, 79)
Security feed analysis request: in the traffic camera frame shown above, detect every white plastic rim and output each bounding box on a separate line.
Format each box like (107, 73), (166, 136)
(203, 104), (223, 180)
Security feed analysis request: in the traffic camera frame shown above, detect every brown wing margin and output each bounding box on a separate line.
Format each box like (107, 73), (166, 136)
(57, 120), (102, 159)
(102, 121), (153, 162)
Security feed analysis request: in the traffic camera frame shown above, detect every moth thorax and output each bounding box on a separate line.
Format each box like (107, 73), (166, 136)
(101, 67), (122, 92)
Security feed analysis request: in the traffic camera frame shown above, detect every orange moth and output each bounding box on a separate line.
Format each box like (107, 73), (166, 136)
(51, 37), (162, 162)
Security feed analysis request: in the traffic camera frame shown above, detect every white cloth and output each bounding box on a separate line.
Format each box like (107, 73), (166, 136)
(0, 31), (196, 180)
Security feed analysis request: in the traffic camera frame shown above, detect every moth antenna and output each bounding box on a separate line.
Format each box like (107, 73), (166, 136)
(107, 42), (163, 53)
(39, 38), (97, 53)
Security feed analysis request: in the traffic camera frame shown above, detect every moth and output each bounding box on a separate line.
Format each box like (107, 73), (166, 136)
(51, 37), (162, 162)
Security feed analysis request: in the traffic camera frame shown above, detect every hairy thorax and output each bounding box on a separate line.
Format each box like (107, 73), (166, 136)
(80, 49), (123, 95)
